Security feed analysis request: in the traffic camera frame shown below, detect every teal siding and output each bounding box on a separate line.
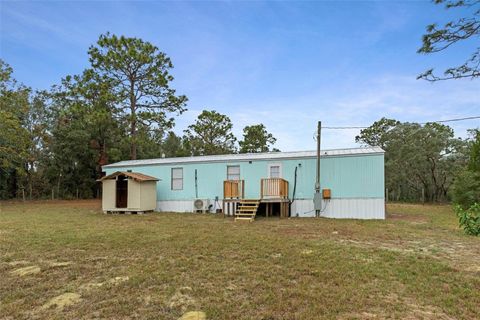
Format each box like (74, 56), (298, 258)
(104, 154), (384, 200)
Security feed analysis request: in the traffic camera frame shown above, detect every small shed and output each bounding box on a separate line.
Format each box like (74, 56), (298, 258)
(98, 171), (159, 213)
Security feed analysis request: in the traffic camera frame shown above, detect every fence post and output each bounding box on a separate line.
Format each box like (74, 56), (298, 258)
(422, 188), (425, 205)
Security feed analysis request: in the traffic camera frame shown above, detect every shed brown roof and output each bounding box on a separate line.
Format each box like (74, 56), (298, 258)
(98, 171), (159, 182)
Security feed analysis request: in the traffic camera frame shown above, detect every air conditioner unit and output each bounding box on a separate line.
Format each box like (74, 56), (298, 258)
(193, 199), (211, 213)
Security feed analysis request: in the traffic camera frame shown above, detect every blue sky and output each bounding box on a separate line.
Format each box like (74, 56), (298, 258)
(1, 1), (479, 151)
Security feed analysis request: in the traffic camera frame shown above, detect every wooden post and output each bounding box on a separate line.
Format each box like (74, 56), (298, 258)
(422, 188), (425, 205)
(386, 188), (389, 203)
(260, 179), (264, 199)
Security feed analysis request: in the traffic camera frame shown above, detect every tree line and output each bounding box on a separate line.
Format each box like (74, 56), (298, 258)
(1, 30), (479, 206)
(356, 118), (479, 204)
(0, 34), (278, 200)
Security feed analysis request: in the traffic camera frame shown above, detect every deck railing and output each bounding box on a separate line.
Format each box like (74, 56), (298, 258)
(260, 178), (289, 199)
(223, 180), (245, 199)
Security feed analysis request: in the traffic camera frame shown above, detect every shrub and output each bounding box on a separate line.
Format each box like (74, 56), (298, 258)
(454, 203), (480, 236)
(450, 170), (480, 209)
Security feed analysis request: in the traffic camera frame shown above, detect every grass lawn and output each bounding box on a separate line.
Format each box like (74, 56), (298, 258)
(0, 200), (479, 319)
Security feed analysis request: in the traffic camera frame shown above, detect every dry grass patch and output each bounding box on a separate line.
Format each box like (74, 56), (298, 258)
(40, 292), (82, 311)
(179, 311), (207, 320)
(10, 265), (41, 276)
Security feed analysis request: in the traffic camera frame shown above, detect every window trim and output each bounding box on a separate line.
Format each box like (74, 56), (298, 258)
(171, 167), (183, 190)
(227, 165), (241, 181)
(268, 163), (282, 178)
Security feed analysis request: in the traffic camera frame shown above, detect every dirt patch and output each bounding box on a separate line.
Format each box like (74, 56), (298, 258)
(108, 276), (129, 285)
(300, 249), (314, 255)
(339, 294), (455, 319)
(387, 212), (429, 223)
(390, 294), (455, 320)
(79, 276), (129, 292)
(7, 260), (30, 266)
(47, 261), (73, 268)
(79, 282), (105, 291)
(169, 287), (197, 313)
(1, 199), (101, 209)
(41, 293), (82, 311)
(275, 225), (323, 239)
(335, 237), (480, 273)
(178, 311), (206, 320)
(11, 265), (40, 276)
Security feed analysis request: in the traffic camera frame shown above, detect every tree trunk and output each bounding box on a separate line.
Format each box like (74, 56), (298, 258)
(28, 161), (33, 199)
(129, 80), (137, 160)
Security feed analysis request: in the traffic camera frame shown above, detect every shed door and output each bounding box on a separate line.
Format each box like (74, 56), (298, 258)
(116, 176), (128, 208)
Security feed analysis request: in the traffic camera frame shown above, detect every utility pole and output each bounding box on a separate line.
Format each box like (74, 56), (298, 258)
(314, 121), (322, 217)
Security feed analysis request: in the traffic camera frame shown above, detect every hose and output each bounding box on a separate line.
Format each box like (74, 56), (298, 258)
(289, 166), (298, 217)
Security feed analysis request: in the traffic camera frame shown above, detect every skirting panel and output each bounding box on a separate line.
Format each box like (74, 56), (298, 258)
(157, 200), (193, 212)
(291, 198), (385, 219)
(156, 200), (223, 213)
(157, 198), (385, 219)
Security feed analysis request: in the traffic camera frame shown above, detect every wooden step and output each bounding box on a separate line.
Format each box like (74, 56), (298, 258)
(239, 200), (260, 204)
(234, 199), (260, 222)
(237, 208), (258, 212)
(234, 217), (254, 222)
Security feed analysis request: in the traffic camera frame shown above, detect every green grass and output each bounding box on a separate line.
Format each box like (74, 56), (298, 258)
(0, 201), (479, 319)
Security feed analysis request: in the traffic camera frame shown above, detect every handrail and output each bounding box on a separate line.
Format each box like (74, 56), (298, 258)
(261, 178), (289, 199)
(223, 180), (244, 199)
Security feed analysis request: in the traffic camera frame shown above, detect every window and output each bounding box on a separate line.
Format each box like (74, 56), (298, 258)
(171, 168), (183, 190)
(269, 164), (281, 178)
(227, 165), (240, 180)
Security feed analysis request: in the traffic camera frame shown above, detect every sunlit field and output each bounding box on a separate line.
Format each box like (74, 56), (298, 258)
(1, 200), (479, 319)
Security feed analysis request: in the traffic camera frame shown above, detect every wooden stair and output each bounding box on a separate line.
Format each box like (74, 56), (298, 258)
(234, 199), (260, 222)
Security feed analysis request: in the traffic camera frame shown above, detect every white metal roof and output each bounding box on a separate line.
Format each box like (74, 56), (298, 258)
(103, 146), (384, 169)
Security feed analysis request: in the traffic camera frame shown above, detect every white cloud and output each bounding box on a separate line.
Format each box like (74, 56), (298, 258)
(174, 74), (480, 151)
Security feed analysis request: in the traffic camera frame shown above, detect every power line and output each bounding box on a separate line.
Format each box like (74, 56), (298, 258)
(432, 116), (480, 124)
(322, 115), (480, 130)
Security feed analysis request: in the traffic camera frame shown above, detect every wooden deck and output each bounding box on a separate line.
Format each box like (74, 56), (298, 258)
(223, 178), (290, 218)
(260, 178), (289, 199)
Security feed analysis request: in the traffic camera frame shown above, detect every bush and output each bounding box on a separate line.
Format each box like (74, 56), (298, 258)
(450, 170), (480, 209)
(454, 203), (480, 236)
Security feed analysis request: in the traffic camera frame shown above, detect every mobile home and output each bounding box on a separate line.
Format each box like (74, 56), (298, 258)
(102, 147), (385, 219)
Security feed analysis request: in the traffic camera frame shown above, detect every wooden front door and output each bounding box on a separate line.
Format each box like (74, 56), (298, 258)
(116, 177), (128, 208)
